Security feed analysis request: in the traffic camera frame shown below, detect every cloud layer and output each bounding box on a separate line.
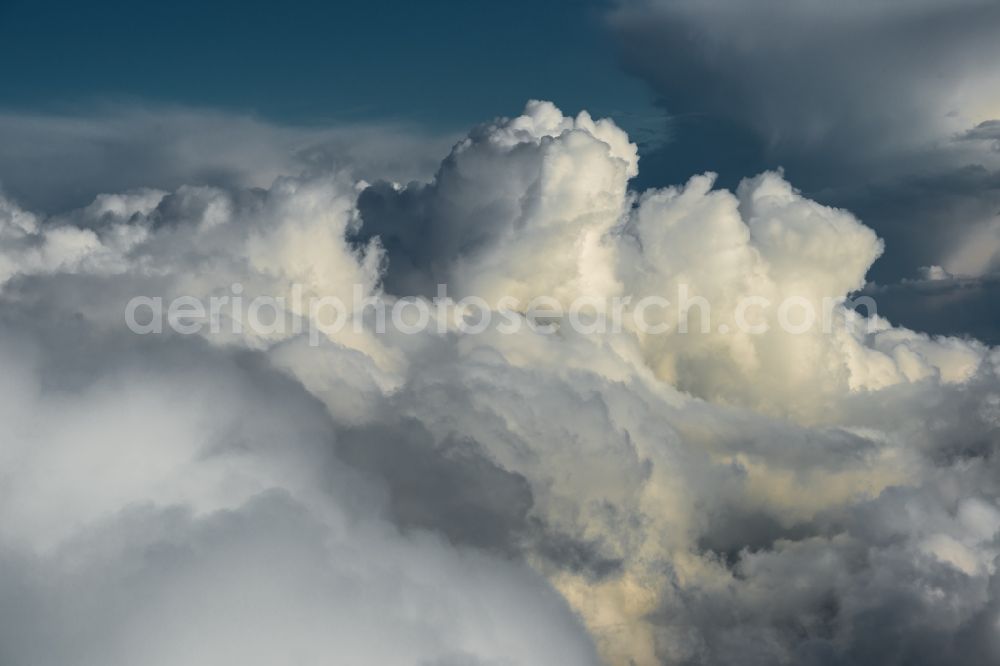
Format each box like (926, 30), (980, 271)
(0, 106), (457, 214)
(2, 101), (999, 665)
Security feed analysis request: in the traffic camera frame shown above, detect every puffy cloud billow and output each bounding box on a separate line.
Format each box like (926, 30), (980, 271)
(2, 101), (1000, 665)
(608, 0), (1000, 342)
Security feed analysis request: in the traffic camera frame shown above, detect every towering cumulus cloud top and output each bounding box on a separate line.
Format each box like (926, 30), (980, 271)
(1, 102), (999, 665)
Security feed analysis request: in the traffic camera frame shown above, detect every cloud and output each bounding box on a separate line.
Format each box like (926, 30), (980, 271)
(0, 295), (601, 666)
(862, 271), (1000, 343)
(0, 105), (458, 214)
(356, 100), (638, 300)
(1, 101), (1000, 666)
(606, 0), (1000, 316)
(609, 0), (1000, 173)
(960, 120), (1000, 152)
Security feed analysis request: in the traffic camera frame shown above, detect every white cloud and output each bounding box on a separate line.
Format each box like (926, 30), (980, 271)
(608, 0), (1000, 293)
(1, 101), (999, 666)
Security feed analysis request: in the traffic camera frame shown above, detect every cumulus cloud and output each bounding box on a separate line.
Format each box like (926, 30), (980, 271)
(2, 101), (1000, 666)
(607, 0), (1000, 343)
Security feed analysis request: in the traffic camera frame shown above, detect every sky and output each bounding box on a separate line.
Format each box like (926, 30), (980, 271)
(0, 0), (653, 127)
(2, 2), (1000, 666)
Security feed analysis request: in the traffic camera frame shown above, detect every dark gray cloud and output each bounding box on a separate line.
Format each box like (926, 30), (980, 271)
(335, 419), (535, 554)
(863, 272), (1000, 344)
(960, 120), (1000, 152)
(609, 0), (1000, 177)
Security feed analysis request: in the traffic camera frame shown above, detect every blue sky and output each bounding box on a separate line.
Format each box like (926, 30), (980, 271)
(0, 0), (656, 129)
